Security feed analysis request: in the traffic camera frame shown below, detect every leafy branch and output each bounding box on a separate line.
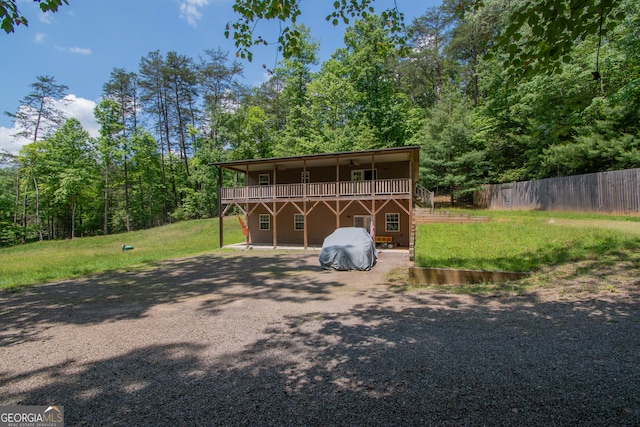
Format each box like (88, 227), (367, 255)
(225, 0), (409, 61)
(1, 0), (68, 34)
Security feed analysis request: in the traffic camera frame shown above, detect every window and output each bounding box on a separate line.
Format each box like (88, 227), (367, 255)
(259, 174), (270, 186)
(386, 213), (399, 232)
(301, 171), (310, 183)
(259, 214), (270, 231)
(354, 215), (372, 230)
(351, 169), (377, 181)
(294, 214), (304, 231)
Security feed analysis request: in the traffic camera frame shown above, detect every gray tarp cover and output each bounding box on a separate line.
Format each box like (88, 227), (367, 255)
(319, 227), (377, 271)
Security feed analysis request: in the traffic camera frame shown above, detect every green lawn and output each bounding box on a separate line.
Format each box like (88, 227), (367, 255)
(0, 217), (244, 290)
(414, 210), (640, 272)
(2, 210), (639, 291)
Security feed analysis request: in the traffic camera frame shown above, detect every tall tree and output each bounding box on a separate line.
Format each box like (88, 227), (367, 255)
(401, 6), (455, 108)
(5, 75), (69, 143)
(340, 15), (414, 147)
(447, 0), (502, 107)
(164, 51), (199, 181)
(47, 118), (94, 239)
(94, 99), (123, 236)
(139, 50), (177, 215)
(273, 25), (320, 155)
(103, 68), (140, 232)
(221, 105), (273, 160)
(5, 75), (70, 241)
(307, 57), (376, 152)
(0, 163), (21, 246)
(128, 130), (164, 228)
(412, 87), (485, 204)
(103, 68), (139, 136)
(15, 141), (48, 241)
(198, 47), (244, 145)
(248, 76), (287, 135)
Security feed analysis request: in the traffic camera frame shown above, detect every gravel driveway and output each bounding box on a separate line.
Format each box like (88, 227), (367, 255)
(1, 250), (639, 426)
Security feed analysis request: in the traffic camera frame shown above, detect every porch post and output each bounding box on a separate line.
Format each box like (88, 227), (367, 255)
(245, 163), (250, 248)
(336, 157), (340, 229)
(409, 149), (415, 250)
(371, 154), (376, 239)
(273, 162), (277, 248)
(303, 159), (308, 249)
(217, 165), (223, 248)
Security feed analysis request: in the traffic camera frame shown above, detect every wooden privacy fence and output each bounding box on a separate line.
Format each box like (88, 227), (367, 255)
(475, 168), (640, 215)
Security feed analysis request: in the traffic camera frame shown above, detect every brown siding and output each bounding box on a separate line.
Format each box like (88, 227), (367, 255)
(247, 161), (410, 185)
(275, 204), (304, 245)
(246, 199), (411, 247)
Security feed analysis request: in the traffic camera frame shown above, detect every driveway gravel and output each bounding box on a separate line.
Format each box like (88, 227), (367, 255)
(1, 250), (639, 426)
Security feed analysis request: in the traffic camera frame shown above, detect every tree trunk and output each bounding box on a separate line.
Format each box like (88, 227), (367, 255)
(32, 172), (43, 241)
(124, 148), (131, 232)
(162, 99), (178, 210)
(13, 170), (20, 225)
(121, 108), (132, 233)
(71, 194), (76, 239)
(21, 180), (28, 244)
(103, 164), (109, 236)
(174, 85), (190, 179)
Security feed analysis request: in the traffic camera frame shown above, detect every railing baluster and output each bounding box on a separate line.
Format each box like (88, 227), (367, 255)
(221, 178), (413, 202)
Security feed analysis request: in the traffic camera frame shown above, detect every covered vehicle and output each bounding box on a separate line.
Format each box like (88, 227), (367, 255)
(319, 227), (377, 271)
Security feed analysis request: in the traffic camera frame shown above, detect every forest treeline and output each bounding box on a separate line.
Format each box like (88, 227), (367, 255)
(1, 0), (638, 245)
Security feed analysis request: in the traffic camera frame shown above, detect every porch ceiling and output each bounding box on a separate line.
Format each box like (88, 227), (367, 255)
(213, 146), (420, 173)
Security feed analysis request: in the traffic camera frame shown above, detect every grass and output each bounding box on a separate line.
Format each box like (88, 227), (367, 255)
(414, 210), (640, 272)
(2, 209), (639, 292)
(0, 217), (244, 291)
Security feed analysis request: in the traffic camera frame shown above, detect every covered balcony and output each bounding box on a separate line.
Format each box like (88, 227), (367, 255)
(220, 178), (413, 204)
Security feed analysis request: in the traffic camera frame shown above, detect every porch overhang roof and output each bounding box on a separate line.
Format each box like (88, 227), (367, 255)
(211, 146), (420, 174)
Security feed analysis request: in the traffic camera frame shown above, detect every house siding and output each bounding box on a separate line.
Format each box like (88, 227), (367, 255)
(247, 161), (410, 186)
(247, 200), (411, 247)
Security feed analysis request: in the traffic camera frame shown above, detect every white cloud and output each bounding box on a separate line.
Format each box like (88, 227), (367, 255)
(0, 95), (98, 156)
(39, 11), (55, 25)
(179, 0), (211, 27)
(56, 46), (92, 55)
(69, 47), (92, 55)
(34, 32), (46, 43)
(0, 125), (25, 155)
(59, 95), (99, 137)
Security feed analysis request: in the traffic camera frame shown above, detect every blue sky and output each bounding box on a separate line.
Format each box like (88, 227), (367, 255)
(1, 0), (441, 154)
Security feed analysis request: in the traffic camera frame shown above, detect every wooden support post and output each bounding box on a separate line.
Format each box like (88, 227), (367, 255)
(217, 165), (223, 248)
(273, 201), (277, 249)
(336, 158), (340, 229)
(303, 159), (308, 249)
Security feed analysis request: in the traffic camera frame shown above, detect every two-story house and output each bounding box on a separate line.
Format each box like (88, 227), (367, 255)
(214, 146), (424, 250)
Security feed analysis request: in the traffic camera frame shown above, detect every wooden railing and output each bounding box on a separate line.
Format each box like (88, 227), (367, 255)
(221, 178), (412, 202)
(414, 184), (435, 212)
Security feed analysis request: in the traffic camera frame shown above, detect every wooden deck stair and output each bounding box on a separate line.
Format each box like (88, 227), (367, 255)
(413, 209), (491, 225)
(409, 208), (491, 260)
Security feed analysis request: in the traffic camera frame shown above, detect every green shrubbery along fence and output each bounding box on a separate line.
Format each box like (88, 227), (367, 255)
(475, 169), (640, 215)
